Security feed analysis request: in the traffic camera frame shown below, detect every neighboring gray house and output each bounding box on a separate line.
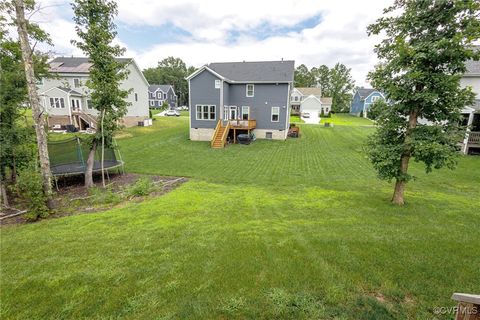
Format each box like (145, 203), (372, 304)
(37, 57), (149, 129)
(460, 59), (480, 154)
(186, 60), (294, 147)
(148, 85), (177, 109)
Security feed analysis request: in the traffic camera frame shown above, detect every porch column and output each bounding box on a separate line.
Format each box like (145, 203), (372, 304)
(462, 111), (475, 154)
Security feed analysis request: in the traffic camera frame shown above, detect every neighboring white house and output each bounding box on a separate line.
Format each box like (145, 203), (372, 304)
(460, 59), (480, 154)
(37, 57), (150, 130)
(290, 87), (332, 116)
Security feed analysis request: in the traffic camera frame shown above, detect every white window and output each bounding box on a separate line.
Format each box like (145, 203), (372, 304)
(135, 93), (138, 102)
(157, 92), (162, 99)
(149, 100), (154, 107)
(246, 84), (254, 97)
(49, 97), (65, 109)
(372, 96), (380, 102)
(241, 106), (249, 120)
(73, 78), (80, 88)
(215, 80), (221, 89)
(271, 107), (280, 122)
(87, 99), (93, 109)
(196, 105), (216, 120)
(294, 96), (299, 102)
(163, 93), (167, 100)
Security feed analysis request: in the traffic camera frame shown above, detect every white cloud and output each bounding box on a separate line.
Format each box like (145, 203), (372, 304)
(30, 0), (392, 86)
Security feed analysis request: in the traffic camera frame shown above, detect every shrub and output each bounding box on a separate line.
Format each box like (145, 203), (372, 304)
(88, 186), (121, 205)
(16, 165), (49, 221)
(149, 109), (153, 119)
(125, 177), (154, 197)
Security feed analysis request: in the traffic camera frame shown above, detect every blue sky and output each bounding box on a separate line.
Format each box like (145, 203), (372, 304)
(35, 0), (392, 86)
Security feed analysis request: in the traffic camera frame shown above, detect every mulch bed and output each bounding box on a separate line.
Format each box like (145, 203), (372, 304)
(0, 173), (187, 226)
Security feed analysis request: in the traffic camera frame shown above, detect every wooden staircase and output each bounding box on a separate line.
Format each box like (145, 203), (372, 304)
(211, 120), (230, 149)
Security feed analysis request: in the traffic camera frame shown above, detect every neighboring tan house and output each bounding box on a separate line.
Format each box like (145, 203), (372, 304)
(38, 57), (149, 130)
(186, 60), (294, 147)
(350, 88), (385, 118)
(460, 59), (480, 154)
(290, 87), (332, 116)
(148, 85), (177, 109)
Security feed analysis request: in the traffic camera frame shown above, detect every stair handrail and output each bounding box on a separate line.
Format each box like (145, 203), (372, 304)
(79, 110), (97, 129)
(220, 122), (230, 147)
(211, 120), (222, 147)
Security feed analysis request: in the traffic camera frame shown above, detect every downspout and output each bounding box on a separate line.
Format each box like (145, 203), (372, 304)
(220, 80), (224, 124)
(285, 82), (291, 139)
(67, 92), (72, 125)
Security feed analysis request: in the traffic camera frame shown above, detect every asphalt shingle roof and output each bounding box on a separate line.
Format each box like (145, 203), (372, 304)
(49, 57), (132, 73)
(356, 88), (379, 100)
(296, 87), (322, 97)
(57, 87), (82, 95)
(149, 85), (172, 93)
(465, 60), (480, 75)
(207, 60), (295, 82)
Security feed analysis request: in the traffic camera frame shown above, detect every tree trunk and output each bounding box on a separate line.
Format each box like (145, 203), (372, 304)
(14, 0), (53, 208)
(100, 110), (106, 188)
(84, 141), (97, 188)
(0, 178), (9, 208)
(391, 107), (419, 205)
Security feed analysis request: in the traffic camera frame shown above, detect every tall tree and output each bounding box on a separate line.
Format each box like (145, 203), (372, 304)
(143, 57), (191, 106)
(294, 64), (315, 87)
(367, 0), (480, 205)
(311, 65), (331, 96)
(10, 0), (54, 208)
(71, 0), (130, 188)
(329, 63), (355, 112)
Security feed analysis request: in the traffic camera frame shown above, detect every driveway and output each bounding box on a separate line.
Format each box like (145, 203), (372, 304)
(301, 111), (320, 124)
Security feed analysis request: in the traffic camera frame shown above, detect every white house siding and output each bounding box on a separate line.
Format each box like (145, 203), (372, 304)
(300, 96), (322, 115)
(461, 77), (480, 97)
(121, 62), (149, 118)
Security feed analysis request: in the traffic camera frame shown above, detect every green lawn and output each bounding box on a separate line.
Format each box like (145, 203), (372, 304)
(1, 114), (479, 319)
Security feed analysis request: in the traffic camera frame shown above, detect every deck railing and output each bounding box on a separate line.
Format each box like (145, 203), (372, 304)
(211, 120), (222, 147)
(228, 119), (256, 129)
(467, 131), (480, 145)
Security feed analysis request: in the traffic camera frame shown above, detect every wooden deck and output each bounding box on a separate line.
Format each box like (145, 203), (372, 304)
(228, 119), (256, 130)
(210, 120), (257, 148)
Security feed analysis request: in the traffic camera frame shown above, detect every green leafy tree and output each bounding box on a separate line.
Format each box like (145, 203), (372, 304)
(294, 64), (315, 87)
(143, 57), (192, 106)
(367, 0), (480, 205)
(72, 0), (130, 188)
(329, 63), (355, 113)
(311, 65), (331, 96)
(2, 0), (53, 208)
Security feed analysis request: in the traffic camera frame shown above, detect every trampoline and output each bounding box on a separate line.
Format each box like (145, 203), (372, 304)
(48, 137), (124, 178)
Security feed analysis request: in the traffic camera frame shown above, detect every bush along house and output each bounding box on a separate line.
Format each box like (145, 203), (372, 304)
(37, 57), (149, 131)
(186, 60), (295, 148)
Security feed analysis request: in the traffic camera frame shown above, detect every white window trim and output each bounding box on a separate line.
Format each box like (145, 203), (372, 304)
(73, 78), (80, 88)
(195, 104), (216, 121)
(215, 80), (221, 89)
(271, 106), (280, 122)
(241, 106), (250, 120)
(246, 84), (254, 97)
(149, 100), (154, 107)
(49, 97), (65, 109)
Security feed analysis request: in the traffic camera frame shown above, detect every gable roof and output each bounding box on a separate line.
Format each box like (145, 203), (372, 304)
(149, 85), (173, 93)
(57, 87), (82, 95)
(296, 87), (321, 97)
(187, 60), (295, 83)
(320, 97), (332, 105)
(49, 57), (133, 74)
(356, 88), (377, 99)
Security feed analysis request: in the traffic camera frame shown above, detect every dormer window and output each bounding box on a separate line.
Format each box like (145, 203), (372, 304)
(246, 84), (254, 97)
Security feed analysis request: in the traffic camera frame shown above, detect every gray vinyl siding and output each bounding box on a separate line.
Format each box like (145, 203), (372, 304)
(190, 70), (221, 128)
(228, 83), (289, 130)
(189, 69), (290, 130)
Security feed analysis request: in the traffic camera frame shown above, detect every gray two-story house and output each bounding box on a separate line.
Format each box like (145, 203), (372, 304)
(148, 85), (177, 109)
(186, 60), (294, 147)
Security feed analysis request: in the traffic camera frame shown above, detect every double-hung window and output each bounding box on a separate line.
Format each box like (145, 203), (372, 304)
(241, 106), (249, 120)
(246, 84), (254, 97)
(49, 97), (65, 109)
(271, 107), (280, 122)
(196, 105), (216, 120)
(215, 80), (221, 89)
(73, 78), (80, 88)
